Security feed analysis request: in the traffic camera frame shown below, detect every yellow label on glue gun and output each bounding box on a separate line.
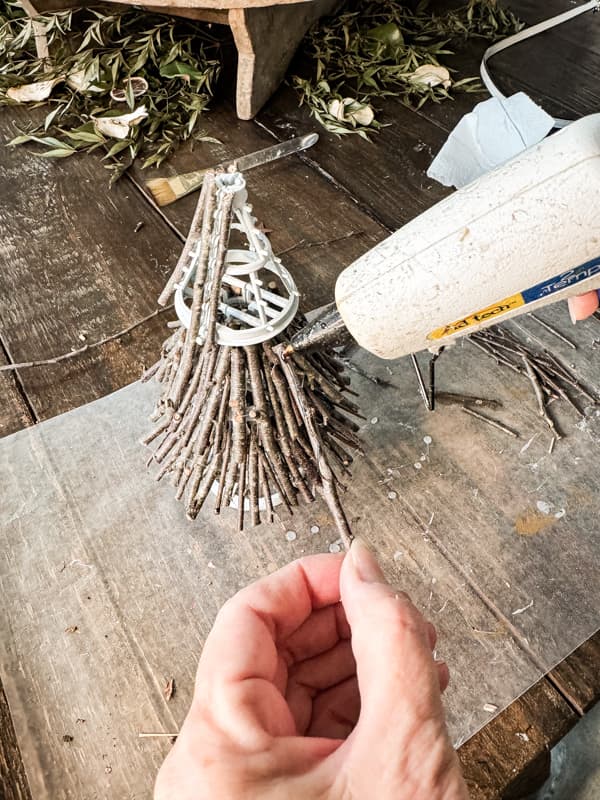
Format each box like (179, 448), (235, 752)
(427, 255), (600, 342)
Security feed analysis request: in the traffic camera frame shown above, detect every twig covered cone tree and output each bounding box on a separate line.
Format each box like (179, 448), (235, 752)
(142, 169), (360, 547)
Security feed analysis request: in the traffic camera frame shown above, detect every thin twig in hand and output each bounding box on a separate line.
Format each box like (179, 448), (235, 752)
(275, 343), (353, 550)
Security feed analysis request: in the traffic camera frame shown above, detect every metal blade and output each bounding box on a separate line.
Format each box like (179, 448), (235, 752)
(218, 133), (318, 174)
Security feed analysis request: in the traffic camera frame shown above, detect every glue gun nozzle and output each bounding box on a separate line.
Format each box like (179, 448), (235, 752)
(288, 304), (353, 354)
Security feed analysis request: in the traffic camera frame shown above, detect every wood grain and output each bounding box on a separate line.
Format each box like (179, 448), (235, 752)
(28, 0), (317, 10)
(0, 108), (181, 420)
(0, 678), (31, 800)
(0, 348), (34, 436)
(1, 2), (599, 796)
(258, 86), (453, 230)
(230, 0), (340, 119)
(458, 679), (576, 800)
(550, 631), (600, 715)
(0, 359), (33, 800)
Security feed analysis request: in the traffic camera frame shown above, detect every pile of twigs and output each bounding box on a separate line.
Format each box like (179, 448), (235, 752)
(142, 171), (360, 546)
(470, 325), (598, 441)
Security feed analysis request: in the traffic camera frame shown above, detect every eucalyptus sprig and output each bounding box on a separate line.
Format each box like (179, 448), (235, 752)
(0, 2), (222, 179)
(292, 0), (523, 137)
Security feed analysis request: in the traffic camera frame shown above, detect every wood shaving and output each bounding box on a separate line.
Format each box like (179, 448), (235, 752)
(163, 677), (175, 702)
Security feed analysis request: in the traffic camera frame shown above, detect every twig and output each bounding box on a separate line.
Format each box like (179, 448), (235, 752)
(171, 173), (217, 405)
(435, 392), (502, 410)
(410, 353), (431, 411)
(0, 305), (173, 373)
(157, 174), (212, 306)
(275, 343), (353, 549)
(521, 355), (562, 439)
(461, 406), (519, 438)
(275, 230), (364, 258)
(341, 356), (396, 389)
(528, 313), (576, 350)
(138, 732), (179, 738)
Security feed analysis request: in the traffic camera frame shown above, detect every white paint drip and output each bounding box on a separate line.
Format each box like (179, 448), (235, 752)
(512, 599), (534, 616)
(536, 500), (553, 515)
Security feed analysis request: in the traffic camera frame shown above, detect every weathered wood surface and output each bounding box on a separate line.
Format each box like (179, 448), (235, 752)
(27, 0), (316, 11)
(458, 679), (576, 800)
(0, 654), (32, 800)
(4, 315), (599, 798)
(229, 0), (340, 119)
(0, 108), (180, 420)
(550, 631), (600, 715)
(1, 1), (599, 797)
(0, 350), (33, 438)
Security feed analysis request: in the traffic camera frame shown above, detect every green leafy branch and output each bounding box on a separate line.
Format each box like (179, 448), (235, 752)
(0, 2), (222, 179)
(292, 0), (523, 137)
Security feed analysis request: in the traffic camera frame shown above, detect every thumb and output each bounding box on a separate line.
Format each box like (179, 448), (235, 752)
(340, 539), (447, 742)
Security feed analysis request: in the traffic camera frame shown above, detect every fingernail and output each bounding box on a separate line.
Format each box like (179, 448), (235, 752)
(350, 538), (385, 583)
(568, 299), (577, 325)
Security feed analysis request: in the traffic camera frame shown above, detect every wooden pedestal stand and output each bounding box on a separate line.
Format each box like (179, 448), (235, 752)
(19, 0), (340, 119)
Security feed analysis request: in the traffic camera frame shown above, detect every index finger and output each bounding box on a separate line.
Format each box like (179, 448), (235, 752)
(568, 290), (600, 321)
(199, 553), (344, 685)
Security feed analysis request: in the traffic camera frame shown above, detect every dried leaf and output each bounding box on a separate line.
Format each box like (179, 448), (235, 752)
(63, 124), (105, 144)
(291, 0), (521, 135)
(103, 138), (133, 159)
(328, 97), (374, 127)
(65, 69), (103, 93)
(39, 148), (77, 158)
(7, 78), (62, 102)
(93, 106), (148, 140)
(0, 5), (221, 176)
(110, 77), (148, 103)
(65, 625), (78, 633)
(44, 105), (64, 131)
(409, 64), (452, 89)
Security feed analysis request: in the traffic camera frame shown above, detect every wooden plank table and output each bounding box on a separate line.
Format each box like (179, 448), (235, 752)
(1, 1), (599, 797)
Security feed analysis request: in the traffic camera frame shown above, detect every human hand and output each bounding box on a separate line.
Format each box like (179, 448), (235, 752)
(154, 539), (468, 800)
(568, 290), (600, 322)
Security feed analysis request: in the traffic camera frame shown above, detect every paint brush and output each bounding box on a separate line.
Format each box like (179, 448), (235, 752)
(146, 133), (318, 207)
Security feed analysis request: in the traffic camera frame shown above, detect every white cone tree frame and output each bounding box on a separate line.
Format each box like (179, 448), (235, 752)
(143, 169), (357, 547)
